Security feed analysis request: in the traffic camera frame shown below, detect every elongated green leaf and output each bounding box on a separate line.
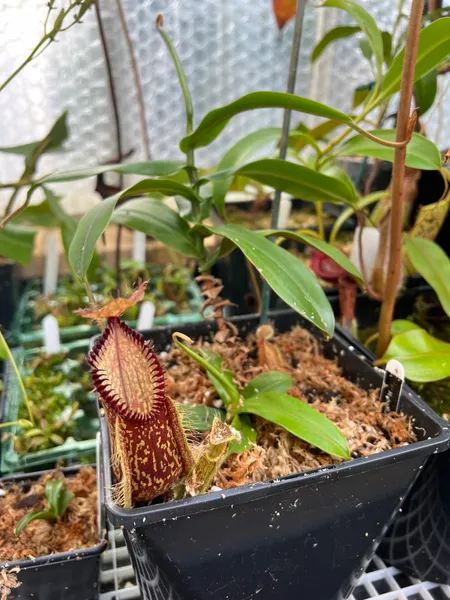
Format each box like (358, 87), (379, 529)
(0, 112), (68, 164)
(43, 187), (78, 257)
(380, 18), (450, 101)
(240, 392), (350, 459)
(213, 128), (282, 217)
(382, 31), (393, 66)
(111, 197), (200, 258)
(57, 489), (74, 516)
(0, 224), (36, 265)
(414, 69), (437, 117)
(320, 164), (358, 202)
(180, 91), (353, 152)
(15, 510), (56, 537)
(312, 25), (361, 62)
(45, 480), (64, 514)
(406, 237), (450, 318)
(338, 130), (441, 170)
(381, 328), (450, 383)
(353, 86), (371, 109)
(69, 194), (118, 280)
(173, 336), (241, 409)
(0, 331), (8, 360)
(228, 414), (257, 455)
(391, 320), (421, 336)
(236, 159), (357, 205)
(242, 371), (293, 399)
(15, 202), (58, 228)
(176, 404), (225, 432)
(212, 224), (335, 334)
(260, 230), (364, 285)
(359, 38), (373, 61)
(322, 0), (383, 75)
(201, 349), (239, 409)
(41, 160), (185, 183)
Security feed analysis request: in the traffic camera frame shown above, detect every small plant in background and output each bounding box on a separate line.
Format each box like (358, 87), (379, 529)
(15, 478), (74, 536)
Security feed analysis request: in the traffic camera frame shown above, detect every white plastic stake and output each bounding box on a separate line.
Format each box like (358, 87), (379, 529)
(137, 301), (155, 331)
(380, 359), (405, 413)
(42, 314), (61, 354)
(350, 227), (380, 281)
(277, 195), (293, 229)
(43, 232), (59, 295)
(132, 231), (146, 268)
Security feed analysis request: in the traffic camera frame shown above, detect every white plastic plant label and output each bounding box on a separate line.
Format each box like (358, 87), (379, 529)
(350, 227), (380, 281)
(137, 301), (155, 331)
(42, 314), (61, 355)
(132, 231), (146, 268)
(277, 194), (292, 229)
(380, 359), (405, 413)
(43, 232), (59, 296)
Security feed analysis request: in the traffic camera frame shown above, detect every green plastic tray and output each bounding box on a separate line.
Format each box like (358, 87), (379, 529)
(11, 279), (204, 348)
(1, 339), (99, 473)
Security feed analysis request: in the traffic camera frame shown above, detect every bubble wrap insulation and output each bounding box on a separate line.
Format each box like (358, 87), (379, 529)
(0, 0), (447, 212)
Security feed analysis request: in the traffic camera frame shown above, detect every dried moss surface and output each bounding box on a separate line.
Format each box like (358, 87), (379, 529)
(0, 467), (99, 562)
(163, 324), (416, 490)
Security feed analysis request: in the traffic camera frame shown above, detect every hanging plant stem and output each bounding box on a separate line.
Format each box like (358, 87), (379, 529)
(376, 0), (425, 357)
(260, 0), (307, 324)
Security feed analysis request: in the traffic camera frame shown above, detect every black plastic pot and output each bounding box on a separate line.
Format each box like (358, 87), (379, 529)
(0, 262), (18, 335)
(99, 310), (449, 600)
(0, 465), (107, 600)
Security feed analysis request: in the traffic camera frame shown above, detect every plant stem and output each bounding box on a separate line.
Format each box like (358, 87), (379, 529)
(156, 15), (195, 184)
(260, 0), (306, 324)
(316, 202), (325, 240)
(116, 0), (151, 160)
(376, 0), (424, 357)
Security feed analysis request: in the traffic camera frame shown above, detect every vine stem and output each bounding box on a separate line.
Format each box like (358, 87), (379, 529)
(260, 0), (307, 324)
(376, 0), (424, 357)
(0, 332), (35, 426)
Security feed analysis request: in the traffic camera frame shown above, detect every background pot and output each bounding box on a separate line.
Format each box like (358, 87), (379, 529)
(99, 310), (448, 600)
(0, 463), (107, 600)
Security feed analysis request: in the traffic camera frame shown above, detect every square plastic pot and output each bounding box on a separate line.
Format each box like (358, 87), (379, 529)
(98, 310), (449, 600)
(0, 463), (107, 600)
(330, 288), (450, 584)
(0, 339), (99, 474)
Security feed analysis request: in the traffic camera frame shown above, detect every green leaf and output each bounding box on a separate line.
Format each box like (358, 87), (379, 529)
(235, 159), (357, 205)
(242, 371), (293, 399)
(0, 331), (9, 360)
(322, 0), (383, 76)
(45, 479), (64, 514)
(311, 25), (361, 63)
(359, 38), (373, 61)
(41, 160), (185, 183)
(172, 335), (241, 409)
(0, 112), (68, 165)
(381, 328), (450, 383)
(0, 224), (36, 265)
(68, 194), (118, 280)
(15, 510), (56, 537)
(212, 224), (335, 335)
(14, 201), (58, 228)
(213, 128), (282, 217)
(43, 187), (78, 257)
(414, 69), (437, 117)
(57, 489), (74, 517)
(338, 130), (441, 170)
(228, 414), (257, 455)
(391, 320), (421, 336)
(240, 392), (351, 459)
(111, 197), (201, 258)
(176, 404), (225, 432)
(353, 86), (371, 109)
(406, 237), (450, 318)
(259, 230), (364, 285)
(201, 349), (239, 409)
(382, 31), (393, 66)
(380, 18), (450, 101)
(180, 91), (353, 152)
(320, 163), (358, 202)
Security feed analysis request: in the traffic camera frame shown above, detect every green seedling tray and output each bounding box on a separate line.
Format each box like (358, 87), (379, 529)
(12, 279), (204, 348)
(1, 339), (99, 473)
